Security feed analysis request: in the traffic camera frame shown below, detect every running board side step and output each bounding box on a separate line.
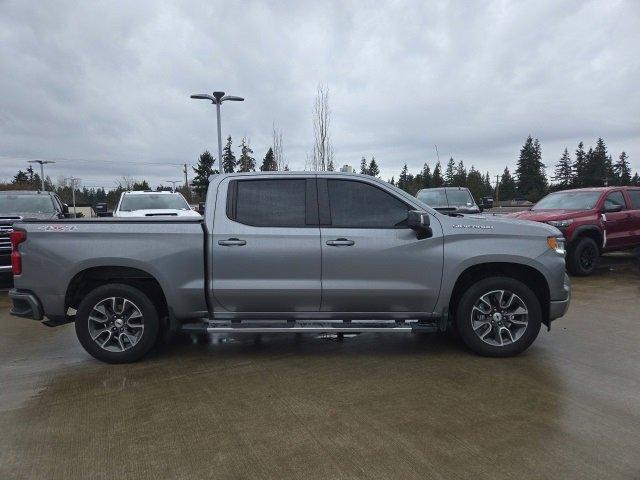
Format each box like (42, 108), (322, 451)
(180, 319), (439, 334)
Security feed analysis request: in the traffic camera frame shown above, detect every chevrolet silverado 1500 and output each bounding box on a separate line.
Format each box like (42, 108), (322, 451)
(9, 172), (571, 363)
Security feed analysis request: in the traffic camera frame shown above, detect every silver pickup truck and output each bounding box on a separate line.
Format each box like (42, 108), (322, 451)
(9, 172), (571, 363)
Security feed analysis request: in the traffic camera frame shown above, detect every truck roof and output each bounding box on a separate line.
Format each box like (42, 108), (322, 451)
(0, 190), (55, 195)
(121, 191), (178, 195)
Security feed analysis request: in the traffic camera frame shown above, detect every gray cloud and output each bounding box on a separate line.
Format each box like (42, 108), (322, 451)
(1, 0), (639, 188)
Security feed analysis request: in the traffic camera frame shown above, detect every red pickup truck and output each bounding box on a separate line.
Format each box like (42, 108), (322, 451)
(507, 187), (640, 275)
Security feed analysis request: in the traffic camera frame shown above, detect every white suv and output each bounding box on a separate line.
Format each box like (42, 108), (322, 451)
(113, 191), (201, 218)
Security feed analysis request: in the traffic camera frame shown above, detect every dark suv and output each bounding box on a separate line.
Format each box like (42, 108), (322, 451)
(507, 187), (640, 275)
(0, 191), (68, 275)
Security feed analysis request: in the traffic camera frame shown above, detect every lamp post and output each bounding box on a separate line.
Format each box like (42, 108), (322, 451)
(166, 180), (180, 193)
(65, 177), (79, 217)
(190, 91), (244, 165)
(28, 160), (55, 191)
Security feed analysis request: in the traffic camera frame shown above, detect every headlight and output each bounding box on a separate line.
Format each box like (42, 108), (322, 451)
(547, 236), (566, 255)
(547, 219), (573, 228)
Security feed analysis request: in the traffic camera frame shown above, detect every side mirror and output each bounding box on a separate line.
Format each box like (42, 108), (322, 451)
(62, 203), (69, 214)
(603, 204), (623, 213)
(478, 204), (484, 213)
(407, 210), (432, 239)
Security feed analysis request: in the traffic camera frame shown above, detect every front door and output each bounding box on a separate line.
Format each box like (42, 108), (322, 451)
(318, 178), (443, 314)
(602, 190), (632, 249)
(211, 176), (321, 313)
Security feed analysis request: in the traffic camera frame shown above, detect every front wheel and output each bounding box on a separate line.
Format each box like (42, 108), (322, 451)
(567, 237), (599, 276)
(455, 276), (542, 357)
(75, 284), (160, 363)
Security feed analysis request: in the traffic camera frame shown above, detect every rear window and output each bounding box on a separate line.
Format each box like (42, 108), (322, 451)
(628, 190), (640, 209)
(233, 179), (307, 227)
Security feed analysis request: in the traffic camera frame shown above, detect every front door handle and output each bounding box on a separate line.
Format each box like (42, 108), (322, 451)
(326, 238), (355, 247)
(218, 238), (247, 246)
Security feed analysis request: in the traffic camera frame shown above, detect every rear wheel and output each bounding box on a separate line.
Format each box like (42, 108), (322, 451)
(567, 237), (599, 276)
(455, 276), (542, 357)
(75, 283), (159, 363)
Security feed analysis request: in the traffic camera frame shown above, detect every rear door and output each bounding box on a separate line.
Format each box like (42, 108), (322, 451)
(601, 190), (632, 249)
(211, 176), (321, 313)
(625, 189), (640, 246)
(318, 177), (443, 314)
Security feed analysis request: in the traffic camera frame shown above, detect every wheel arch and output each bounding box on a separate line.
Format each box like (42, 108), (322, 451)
(571, 225), (603, 251)
(65, 266), (169, 320)
(448, 262), (551, 327)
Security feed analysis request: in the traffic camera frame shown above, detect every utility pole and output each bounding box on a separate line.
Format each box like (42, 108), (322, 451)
(28, 160), (55, 191)
(65, 177), (79, 217)
(495, 174), (501, 203)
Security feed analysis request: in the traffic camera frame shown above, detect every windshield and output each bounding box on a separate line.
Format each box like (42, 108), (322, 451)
(445, 190), (475, 207)
(0, 193), (55, 214)
(533, 191), (601, 210)
(416, 190), (448, 207)
(119, 194), (190, 212)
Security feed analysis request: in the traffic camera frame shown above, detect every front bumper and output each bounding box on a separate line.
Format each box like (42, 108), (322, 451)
(0, 253), (11, 273)
(9, 289), (43, 321)
(549, 273), (571, 321)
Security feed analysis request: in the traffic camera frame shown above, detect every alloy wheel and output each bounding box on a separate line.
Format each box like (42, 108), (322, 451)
(470, 289), (528, 347)
(88, 297), (144, 352)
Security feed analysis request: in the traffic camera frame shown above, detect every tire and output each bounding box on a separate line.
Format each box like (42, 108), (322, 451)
(455, 276), (542, 357)
(567, 237), (599, 276)
(75, 283), (160, 363)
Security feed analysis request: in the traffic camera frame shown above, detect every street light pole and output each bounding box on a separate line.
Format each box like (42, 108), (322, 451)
(28, 160), (55, 191)
(65, 177), (79, 217)
(190, 91), (244, 168)
(166, 180), (180, 193)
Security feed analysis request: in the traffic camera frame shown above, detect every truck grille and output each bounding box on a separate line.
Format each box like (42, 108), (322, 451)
(0, 217), (20, 252)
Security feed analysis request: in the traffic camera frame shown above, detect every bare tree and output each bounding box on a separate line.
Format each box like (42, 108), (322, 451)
(272, 122), (286, 171)
(311, 83), (333, 171)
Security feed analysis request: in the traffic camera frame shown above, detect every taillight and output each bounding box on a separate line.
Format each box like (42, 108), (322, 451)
(10, 230), (26, 275)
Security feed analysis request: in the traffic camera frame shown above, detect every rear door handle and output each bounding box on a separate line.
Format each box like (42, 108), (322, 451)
(326, 238), (355, 246)
(218, 238), (246, 246)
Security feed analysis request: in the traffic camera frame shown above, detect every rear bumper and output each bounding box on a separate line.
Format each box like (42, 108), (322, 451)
(549, 273), (571, 321)
(8, 289), (43, 321)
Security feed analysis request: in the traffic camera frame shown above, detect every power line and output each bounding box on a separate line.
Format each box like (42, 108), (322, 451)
(0, 154), (189, 167)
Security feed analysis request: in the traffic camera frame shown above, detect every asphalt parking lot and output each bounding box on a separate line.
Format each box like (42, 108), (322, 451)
(1, 254), (639, 480)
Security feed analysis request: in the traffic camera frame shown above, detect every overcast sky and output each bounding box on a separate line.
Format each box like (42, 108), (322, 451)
(1, 0), (639, 189)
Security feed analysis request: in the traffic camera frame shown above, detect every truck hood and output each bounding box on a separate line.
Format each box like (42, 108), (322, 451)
(114, 209), (201, 218)
(441, 212), (560, 237)
(506, 209), (590, 222)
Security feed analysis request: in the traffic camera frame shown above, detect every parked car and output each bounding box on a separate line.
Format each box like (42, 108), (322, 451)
(507, 186), (640, 276)
(9, 172), (570, 363)
(113, 191), (201, 217)
(0, 190), (68, 276)
(416, 187), (488, 214)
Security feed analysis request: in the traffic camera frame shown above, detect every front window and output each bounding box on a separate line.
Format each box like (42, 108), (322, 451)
(119, 194), (190, 212)
(416, 190), (448, 208)
(532, 191), (601, 210)
(0, 194), (56, 214)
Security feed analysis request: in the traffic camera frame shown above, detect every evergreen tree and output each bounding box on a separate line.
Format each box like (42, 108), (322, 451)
(632, 172), (640, 186)
(221, 136), (236, 173)
(327, 158), (335, 171)
(553, 148), (573, 187)
(584, 138), (612, 186)
(237, 137), (256, 172)
(613, 151), (631, 185)
(573, 142), (587, 188)
(499, 166), (516, 202)
(432, 161), (444, 187)
(389, 176), (395, 186)
(398, 164), (410, 191)
(483, 172), (493, 197)
(368, 157), (380, 177)
(453, 160), (467, 186)
(13, 170), (29, 184)
(192, 150), (218, 200)
(444, 157), (456, 186)
(420, 163), (431, 188)
(360, 157), (368, 175)
(260, 147), (277, 171)
(466, 166), (484, 202)
(515, 136), (547, 201)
